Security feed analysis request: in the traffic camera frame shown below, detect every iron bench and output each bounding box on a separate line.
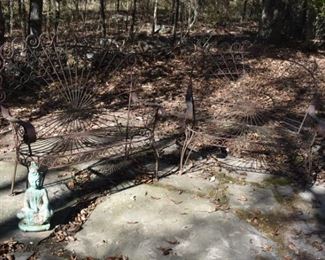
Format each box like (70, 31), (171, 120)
(0, 33), (160, 194)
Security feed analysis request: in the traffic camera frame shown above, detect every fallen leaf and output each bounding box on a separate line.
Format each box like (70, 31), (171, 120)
(170, 199), (183, 205)
(67, 180), (76, 190)
(288, 242), (298, 254)
(311, 241), (323, 251)
(272, 227), (280, 236)
(252, 217), (259, 225)
(127, 221), (139, 224)
(67, 224), (81, 233)
(106, 256), (128, 260)
(66, 236), (76, 241)
(222, 205), (230, 210)
(58, 172), (68, 177)
(166, 239), (179, 245)
(262, 244), (272, 252)
(238, 195), (248, 201)
(157, 247), (173, 256)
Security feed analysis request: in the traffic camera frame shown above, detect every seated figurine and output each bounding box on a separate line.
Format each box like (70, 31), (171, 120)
(17, 161), (53, 232)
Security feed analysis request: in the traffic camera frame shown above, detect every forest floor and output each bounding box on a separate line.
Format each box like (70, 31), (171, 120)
(0, 26), (325, 259)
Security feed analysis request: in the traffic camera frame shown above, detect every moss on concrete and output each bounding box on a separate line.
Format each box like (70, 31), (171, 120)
(235, 209), (290, 257)
(272, 190), (295, 206)
(262, 176), (292, 187)
(214, 171), (246, 185)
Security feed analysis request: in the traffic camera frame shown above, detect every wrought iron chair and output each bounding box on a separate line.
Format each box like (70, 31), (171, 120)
(0, 33), (160, 194)
(178, 39), (323, 177)
(178, 40), (269, 174)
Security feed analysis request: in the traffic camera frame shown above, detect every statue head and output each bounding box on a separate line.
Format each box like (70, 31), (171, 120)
(28, 161), (42, 189)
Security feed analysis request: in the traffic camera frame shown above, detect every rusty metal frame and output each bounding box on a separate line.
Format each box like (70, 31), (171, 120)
(0, 33), (161, 194)
(178, 39), (324, 177)
(179, 40), (256, 174)
(297, 96), (324, 181)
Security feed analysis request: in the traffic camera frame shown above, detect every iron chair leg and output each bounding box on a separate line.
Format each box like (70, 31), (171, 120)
(153, 144), (160, 180)
(307, 132), (317, 176)
(10, 159), (18, 195)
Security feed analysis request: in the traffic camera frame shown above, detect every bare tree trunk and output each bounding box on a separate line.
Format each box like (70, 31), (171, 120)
(18, 0), (23, 33)
(173, 0), (180, 43)
(171, 0), (176, 25)
(83, 0), (88, 26)
(0, 2), (5, 45)
(125, 0), (129, 32)
(18, 0), (27, 38)
(46, 0), (51, 34)
(116, 0), (120, 12)
(187, 0), (198, 35)
(9, 0), (14, 36)
(52, 0), (60, 34)
(180, 3), (184, 36)
(302, 0), (316, 41)
(259, 0), (285, 42)
(180, 1), (184, 36)
(152, 0), (158, 35)
(73, 0), (79, 20)
(129, 0), (137, 39)
(100, 0), (106, 37)
(242, 0), (248, 21)
(29, 0), (43, 36)
(259, 0), (311, 42)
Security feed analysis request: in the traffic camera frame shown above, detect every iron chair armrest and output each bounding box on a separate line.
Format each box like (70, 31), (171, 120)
(1, 105), (37, 145)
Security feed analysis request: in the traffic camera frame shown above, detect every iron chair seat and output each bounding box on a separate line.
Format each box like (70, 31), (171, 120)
(1, 105), (156, 194)
(18, 127), (151, 158)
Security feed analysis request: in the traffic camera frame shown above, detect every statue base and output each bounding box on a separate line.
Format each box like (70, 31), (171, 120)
(18, 220), (51, 232)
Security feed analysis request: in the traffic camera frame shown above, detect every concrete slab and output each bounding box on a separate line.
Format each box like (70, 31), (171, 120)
(227, 184), (280, 214)
(13, 251), (35, 260)
(244, 171), (274, 183)
(67, 184), (279, 259)
(157, 172), (219, 197)
(284, 221), (325, 259)
(298, 185), (325, 218)
(1, 152), (324, 259)
(276, 185), (294, 197)
(0, 160), (27, 194)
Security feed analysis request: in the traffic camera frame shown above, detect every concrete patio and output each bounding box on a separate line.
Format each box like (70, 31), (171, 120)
(0, 152), (324, 259)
